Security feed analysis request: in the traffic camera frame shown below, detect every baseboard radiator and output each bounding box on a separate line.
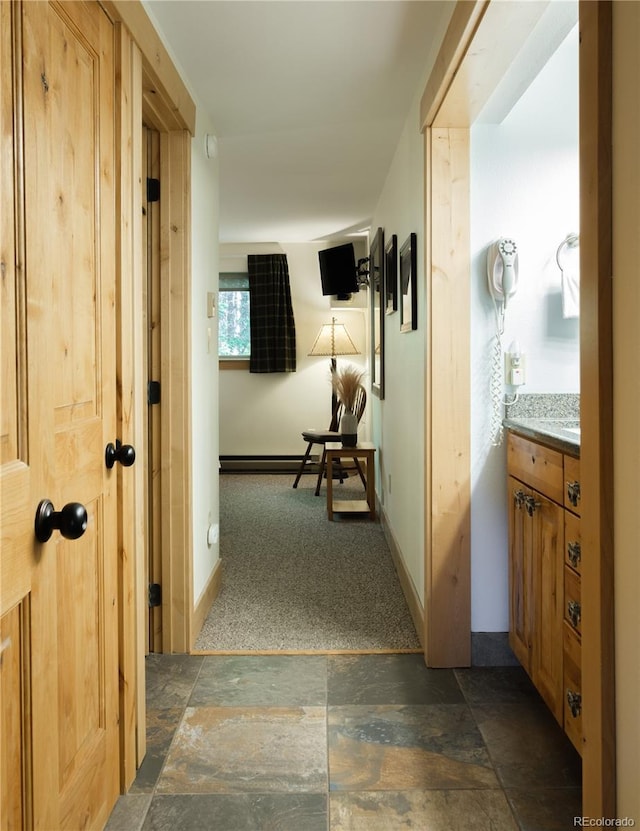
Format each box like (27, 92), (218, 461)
(219, 455), (311, 473)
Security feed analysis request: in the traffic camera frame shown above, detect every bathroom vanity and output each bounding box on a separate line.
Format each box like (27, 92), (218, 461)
(504, 418), (582, 755)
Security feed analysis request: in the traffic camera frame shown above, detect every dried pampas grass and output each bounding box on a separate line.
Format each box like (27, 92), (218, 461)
(332, 364), (364, 412)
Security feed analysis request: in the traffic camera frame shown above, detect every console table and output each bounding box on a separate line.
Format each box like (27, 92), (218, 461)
(325, 441), (376, 521)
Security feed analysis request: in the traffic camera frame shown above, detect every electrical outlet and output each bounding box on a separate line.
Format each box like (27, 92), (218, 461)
(504, 351), (526, 386)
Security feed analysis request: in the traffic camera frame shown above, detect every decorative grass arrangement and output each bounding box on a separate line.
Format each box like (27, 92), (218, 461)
(332, 364), (364, 412)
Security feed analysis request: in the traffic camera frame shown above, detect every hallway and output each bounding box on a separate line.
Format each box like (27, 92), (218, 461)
(106, 653), (581, 830)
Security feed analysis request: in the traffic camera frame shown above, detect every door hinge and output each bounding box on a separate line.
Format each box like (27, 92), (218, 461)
(147, 177), (160, 203)
(148, 380), (161, 405)
(148, 583), (162, 608)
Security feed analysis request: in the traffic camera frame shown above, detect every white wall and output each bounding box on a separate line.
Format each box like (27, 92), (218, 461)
(469, 27), (580, 631)
(368, 90), (428, 604)
(191, 113), (221, 605)
(219, 241), (368, 457)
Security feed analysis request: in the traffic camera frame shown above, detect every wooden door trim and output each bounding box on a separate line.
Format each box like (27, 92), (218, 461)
(578, 1), (615, 817)
(424, 126), (471, 666)
(114, 23), (146, 786)
(159, 129), (193, 653)
(100, 0), (195, 135)
(113, 7), (194, 790)
(420, 0), (615, 814)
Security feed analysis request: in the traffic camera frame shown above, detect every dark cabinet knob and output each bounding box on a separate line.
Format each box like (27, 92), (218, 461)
(105, 440), (136, 469)
(567, 689), (582, 718)
(567, 541), (581, 568)
(524, 494), (540, 516)
(35, 500), (87, 543)
(566, 480), (581, 507)
(567, 600), (582, 630)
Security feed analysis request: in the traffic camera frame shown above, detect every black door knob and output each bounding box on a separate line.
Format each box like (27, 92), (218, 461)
(105, 440), (136, 469)
(34, 500), (88, 543)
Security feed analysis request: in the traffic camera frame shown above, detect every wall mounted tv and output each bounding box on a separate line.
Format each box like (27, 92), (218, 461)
(318, 243), (358, 299)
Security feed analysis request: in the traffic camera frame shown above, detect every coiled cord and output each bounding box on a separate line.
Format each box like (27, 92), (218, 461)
(490, 326), (505, 446)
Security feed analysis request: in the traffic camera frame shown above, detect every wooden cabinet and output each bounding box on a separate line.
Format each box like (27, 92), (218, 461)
(507, 431), (582, 752)
(507, 473), (564, 723)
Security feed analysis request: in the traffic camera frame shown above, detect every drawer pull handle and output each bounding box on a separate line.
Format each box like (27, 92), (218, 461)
(524, 495), (540, 516)
(567, 689), (582, 718)
(567, 600), (582, 629)
(567, 541), (581, 568)
(567, 480), (581, 507)
(514, 489), (526, 509)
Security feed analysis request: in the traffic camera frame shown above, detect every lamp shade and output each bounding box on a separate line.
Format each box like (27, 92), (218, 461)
(308, 317), (359, 358)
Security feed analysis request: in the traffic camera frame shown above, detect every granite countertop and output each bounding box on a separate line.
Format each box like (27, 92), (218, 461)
(502, 393), (580, 456)
(503, 417), (580, 455)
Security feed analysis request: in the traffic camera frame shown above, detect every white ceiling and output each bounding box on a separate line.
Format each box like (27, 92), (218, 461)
(143, 1), (451, 243)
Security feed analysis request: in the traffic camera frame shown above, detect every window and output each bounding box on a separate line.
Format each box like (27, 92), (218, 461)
(218, 273), (250, 358)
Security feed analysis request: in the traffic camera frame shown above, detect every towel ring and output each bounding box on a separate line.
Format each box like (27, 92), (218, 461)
(556, 232), (580, 271)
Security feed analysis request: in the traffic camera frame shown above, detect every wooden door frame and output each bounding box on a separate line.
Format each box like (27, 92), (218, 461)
(420, 0), (614, 816)
(104, 0), (195, 789)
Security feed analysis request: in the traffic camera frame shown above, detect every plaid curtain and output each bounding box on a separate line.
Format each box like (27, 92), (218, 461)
(248, 254), (297, 373)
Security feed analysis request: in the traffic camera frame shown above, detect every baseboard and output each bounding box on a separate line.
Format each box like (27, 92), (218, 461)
(380, 506), (424, 650)
(191, 558), (223, 650)
(220, 455), (305, 473)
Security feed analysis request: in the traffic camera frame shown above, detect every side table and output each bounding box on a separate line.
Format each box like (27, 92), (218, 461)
(325, 441), (376, 521)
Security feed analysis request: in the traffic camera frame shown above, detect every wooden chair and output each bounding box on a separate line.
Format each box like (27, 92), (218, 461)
(292, 385), (367, 496)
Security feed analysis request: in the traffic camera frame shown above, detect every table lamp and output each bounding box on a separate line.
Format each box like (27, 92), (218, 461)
(309, 317), (360, 415)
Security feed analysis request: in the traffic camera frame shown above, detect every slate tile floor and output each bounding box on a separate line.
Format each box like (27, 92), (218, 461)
(106, 654), (582, 831)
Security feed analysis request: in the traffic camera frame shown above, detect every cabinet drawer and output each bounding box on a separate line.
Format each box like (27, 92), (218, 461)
(564, 512), (582, 575)
(564, 565), (582, 634)
(563, 621), (582, 755)
(564, 454), (581, 515)
(507, 433), (564, 503)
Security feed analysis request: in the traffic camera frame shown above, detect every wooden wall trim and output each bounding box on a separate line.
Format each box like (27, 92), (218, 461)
(191, 559), (223, 650)
(420, 0), (488, 129)
(100, 0), (196, 135)
(380, 509), (424, 650)
(578, 0), (615, 817)
(159, 130), (193, 653)
(425, 127), (471, 667)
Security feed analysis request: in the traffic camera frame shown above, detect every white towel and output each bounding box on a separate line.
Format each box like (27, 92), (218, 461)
(557, 235), (580, 318)
(561, 265), (580, 318)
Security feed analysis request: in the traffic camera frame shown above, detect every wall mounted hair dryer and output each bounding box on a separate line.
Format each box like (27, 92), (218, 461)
(487, 238), (519, 309)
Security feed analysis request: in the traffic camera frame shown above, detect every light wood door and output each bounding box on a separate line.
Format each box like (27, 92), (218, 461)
(1, 2), (119, 828)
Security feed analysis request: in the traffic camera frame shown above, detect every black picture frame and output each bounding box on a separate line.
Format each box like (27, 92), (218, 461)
(385, 234), (397, 314)
(400, 233), (417, 333)
(369, 227), (385, 399)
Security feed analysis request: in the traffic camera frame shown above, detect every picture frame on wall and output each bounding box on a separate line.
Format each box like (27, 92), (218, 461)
(369, 227), (385, 399)
(400, 232), (417, 333)
(385, 235), (397, 314)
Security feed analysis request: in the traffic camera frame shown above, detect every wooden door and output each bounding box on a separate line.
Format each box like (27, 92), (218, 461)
(1, 2), (119, 828)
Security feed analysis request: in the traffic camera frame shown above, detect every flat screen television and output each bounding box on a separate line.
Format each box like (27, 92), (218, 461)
(318, 243), (358, 299)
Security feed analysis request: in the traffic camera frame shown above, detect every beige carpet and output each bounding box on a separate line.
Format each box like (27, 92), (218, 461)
(194, 473), (421, 652)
